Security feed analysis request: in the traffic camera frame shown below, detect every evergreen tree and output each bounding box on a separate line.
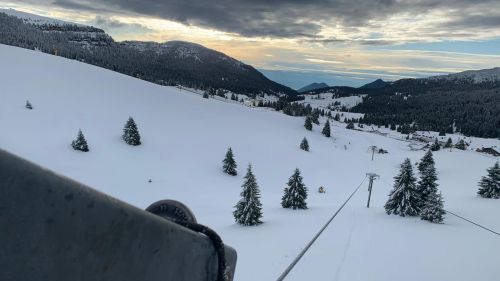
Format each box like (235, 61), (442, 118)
(203, 92), (209, 99)
(233, 165), (263, 225)
(71, 129), (89, 152)
(281, 168), (308, 209)
(420, 192), (446, 223)
(122, 117), (141, 146)
(322, 120), (331, 137)
(334, 113), (340, 121)
(385, 158), (421, 216)
(300, 137), (309, 151)
(346, 122), (355, 130)
(430, 139), (441, 151)
(311, 110), (320, 125)
(223, 147), (237, 176)
(304, 116), (313, 131)
(455, 139), (466, 150)
(477, 162), (500, 199)
(444, 137), (453, 148)
(25, 100), (33, 110)
(417, 150), (438, 206)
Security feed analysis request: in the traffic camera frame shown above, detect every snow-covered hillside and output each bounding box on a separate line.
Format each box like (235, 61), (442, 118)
(1, 44), (499, 281)
(428, 67), (500, 83)
(0, 8), (74, 26)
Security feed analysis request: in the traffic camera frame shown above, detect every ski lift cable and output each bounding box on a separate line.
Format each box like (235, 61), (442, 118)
(445, 210), (500, 237)
(276, 175), (368, 281)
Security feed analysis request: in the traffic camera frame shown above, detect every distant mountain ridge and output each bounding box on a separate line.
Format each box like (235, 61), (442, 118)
(429, 67), (500, 83)
(298, 82), (329, 92)
(0, 9), (295, 96)
(360, 79), (388, 89)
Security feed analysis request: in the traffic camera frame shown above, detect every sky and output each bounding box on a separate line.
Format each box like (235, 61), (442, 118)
(1, 0), (500, 89)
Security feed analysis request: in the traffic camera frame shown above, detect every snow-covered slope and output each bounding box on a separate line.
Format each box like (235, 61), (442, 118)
(0, 8), (74, 26)
(428, 67), (500, 83)
(1, 44), (499, 281)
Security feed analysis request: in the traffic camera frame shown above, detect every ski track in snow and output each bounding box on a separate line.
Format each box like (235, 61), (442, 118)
(333, 207), (356, 281)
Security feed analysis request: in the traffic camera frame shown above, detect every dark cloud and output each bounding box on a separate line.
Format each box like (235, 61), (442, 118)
(92, 15), (152, 33)
(49, 0), (500, 39)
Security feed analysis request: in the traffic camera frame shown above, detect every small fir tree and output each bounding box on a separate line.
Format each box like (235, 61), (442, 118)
(322, 120), (331, 137)
(444, 137), (453, 148)
(223, 147), (237, 176)
(334, 113), (340, 121)
(233, 165), (263, 225)
(122, 117), (141, 146)
(385, 158), (421, 216)
(71, 129), (89, 152)
(430, 139), (441, 151)
(25, 100), (33, 110)
(420, 192), (446, 223)
(311, 111), (320, 125)
(417, 150), (438, 206)
(477, 162), (500, 199)
(300, 137), (309, 151)
(281, 168), (308, 209)
(455, 139), (466, 150)
(304, 116), (313, 131)
(346, 122), (355, 130)
(203, 92), (209, 99)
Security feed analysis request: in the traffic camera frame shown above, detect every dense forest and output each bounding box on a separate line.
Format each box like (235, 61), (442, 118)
(353, 89), (500, 138)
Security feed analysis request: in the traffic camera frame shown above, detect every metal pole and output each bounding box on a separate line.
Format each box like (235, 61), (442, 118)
(370, 146), (377, 161)
(367, 178), (373, 208)
(366, 173), (379, 208)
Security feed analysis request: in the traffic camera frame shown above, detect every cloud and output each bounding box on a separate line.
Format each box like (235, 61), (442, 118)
(41, 0), (500, 42)
(91, 15), (152, 33)
(305, 58), (345, 64)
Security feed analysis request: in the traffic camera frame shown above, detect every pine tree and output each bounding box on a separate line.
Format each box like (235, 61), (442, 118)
(311, 111), (320, 125)
(122, 117), (141, 146)
(71, 129), (89, 152)
(420, 192), (446, 223)
(304, 116), (313, 131)
(233, 165), (263, 225)
(346, 122), (355, 130)
(455, 139), (466, 150)
(385, 158), (421, 216)
(322, 120), (331, 137)
(203, 92), (209, 99)
(334, 113), (340, 121)
(417, 150), (438, 206)
(25, 100), (33, 110)
(281, 168), (308, 209)
(444, 137), (453, 148)
(477, 162), (500, 199)
(223, 147), (237, 176)
(300, 137), (309, 151)
(430, 139), (440, 151)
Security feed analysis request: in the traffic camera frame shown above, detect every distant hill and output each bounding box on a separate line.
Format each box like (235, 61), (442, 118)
(360, 79), (388, 89)
(352, 68), (500, 138)
(0, 9), (295, 96)
(298, 82), (329, 92)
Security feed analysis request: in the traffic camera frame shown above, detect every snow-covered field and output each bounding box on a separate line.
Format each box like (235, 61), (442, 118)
(300, 92), (364, 110)
(1, 44), (499, 281)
